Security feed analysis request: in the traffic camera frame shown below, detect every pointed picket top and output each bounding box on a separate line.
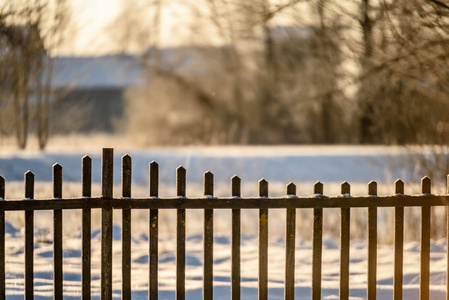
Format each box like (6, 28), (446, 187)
(121, 155), (132, 198)
(286, 182), (296, 196)
(395, 179), (404, 195)
(177, 166), (186, 197)
(204, 171), (214, 196)
(421, 176), (431, 195)
(122, 154), (132, 164)
(259, 179), (268, 197)
(368, 181), (377, 196)
(53, 163), (62, 171)
(231, 175), (241, 197)
(341, 181), (350, 195)
(82, 155), (92, 197)
(149, 161), (159, 197)
(0, 175), (4, 199)
(25, 170), (34, 199)
(53, 163), (63, 198)
(314, 181), (323, 195)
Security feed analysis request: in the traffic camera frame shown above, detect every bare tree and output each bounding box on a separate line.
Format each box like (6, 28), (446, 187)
(0, 0), (70, 149)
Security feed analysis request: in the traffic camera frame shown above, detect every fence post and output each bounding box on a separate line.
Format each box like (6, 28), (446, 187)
(259, 179), (268, 300)
(204, 171), (214, 300)
(285, 182), (296, 300)
(420, 177), (431, 300)
(312, 182), (323, 300)
(176, 166), (186, 300)
(0, 176), (4, 300)
(149, 161), (159, 300)
(101, 148), (113, 300)
(122, 154), (132, 300)
(53, 163), (63, 299)
(25, 171), (34, 300)
(231, 176), (242, 300)
(394, 179), (404, 300)
(340, 182), (350, 300)
(82, 155), (92, 300)
(367, 181), (377, 300)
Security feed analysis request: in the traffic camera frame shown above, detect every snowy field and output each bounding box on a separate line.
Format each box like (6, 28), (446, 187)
(0, 145), (448, 299)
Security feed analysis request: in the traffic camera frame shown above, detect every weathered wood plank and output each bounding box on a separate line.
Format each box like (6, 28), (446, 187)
(122, 154), (132, 300)
(340, 182), (350, 300)
(231, 176), (242, 300)
(394, 179), (404, 300)
(204, 171), (214, 300)
(25, 171), (34, 300)
(82, 155), (92, 300)
(177, 166), (186, 300)
(101, 148), (113, 300)
(285, 182), (296, 300)
(2, 195), (449, 211)
(420, 177), (431, 300)
(367, 181), (377, 300)
(312, 182), (323, 300)
(149, 161), (159, 300)
(53, 164), (63, 299)
(259, 179), (268, 300)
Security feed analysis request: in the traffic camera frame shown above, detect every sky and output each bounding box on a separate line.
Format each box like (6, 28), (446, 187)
(61, 0), (123, 55)
(62, 0), (196, 56)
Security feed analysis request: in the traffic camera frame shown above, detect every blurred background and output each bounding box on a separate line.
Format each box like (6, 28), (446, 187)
(1, 0), (449, 177)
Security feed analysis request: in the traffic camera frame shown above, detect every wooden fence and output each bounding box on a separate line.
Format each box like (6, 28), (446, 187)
(0, 148), (448, 300)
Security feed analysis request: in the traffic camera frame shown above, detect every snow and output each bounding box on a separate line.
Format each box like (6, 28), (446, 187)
(0, 146), (448, 299)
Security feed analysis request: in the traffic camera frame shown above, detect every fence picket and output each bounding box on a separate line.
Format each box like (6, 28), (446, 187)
(101, 148), (113, 300)
(312, 182), (323, 300)
(285, 182), (296, 300)
(259, 179), (268, 300)
(122, 154), (132, 300)
(0, 176), (5, 300)
(176, 166), (186, 300)
(82, 155), (92, 300)
(340, 182), (350, 300)
(367, 181), (377, 300)
(394, 179), (404, 300)
(25, 171), (34, 300)
(204, 171), (214, 300)
(447, 175), (449, 300)
(231, 176), (241, 300)
(53, 163), (63, 299)
(420, 177), (431, 300)
(149, 161), (159, 300)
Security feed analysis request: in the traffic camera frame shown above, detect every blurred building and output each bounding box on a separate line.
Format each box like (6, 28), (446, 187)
(51, 55), (144, 133)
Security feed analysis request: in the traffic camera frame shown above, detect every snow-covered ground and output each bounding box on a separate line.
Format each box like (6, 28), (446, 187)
(0, 146), (448, 299)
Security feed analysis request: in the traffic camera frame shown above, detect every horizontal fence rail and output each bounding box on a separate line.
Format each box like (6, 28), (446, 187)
(0, 148), (447, 300)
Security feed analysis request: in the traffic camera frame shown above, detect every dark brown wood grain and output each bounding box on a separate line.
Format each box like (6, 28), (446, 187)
(258, 179), (268, 300)
(82, 155), (91, 300)
(420, 177), (431, 300)
(149, 161), (159, 300)
(177, 166), (186, 300)
(53, 164), (63, 299)
(25, 171), (34, 300)
(340, 182), (350, 300)
(122, 154), (132, 300)
(204, 171), (214, 300)
(367, 181), (377, 300)
(101, 148), (113, 300)
(394, 180), (404, 300)
(285, 182), (296, 300)
(231, 176), (241, 300)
